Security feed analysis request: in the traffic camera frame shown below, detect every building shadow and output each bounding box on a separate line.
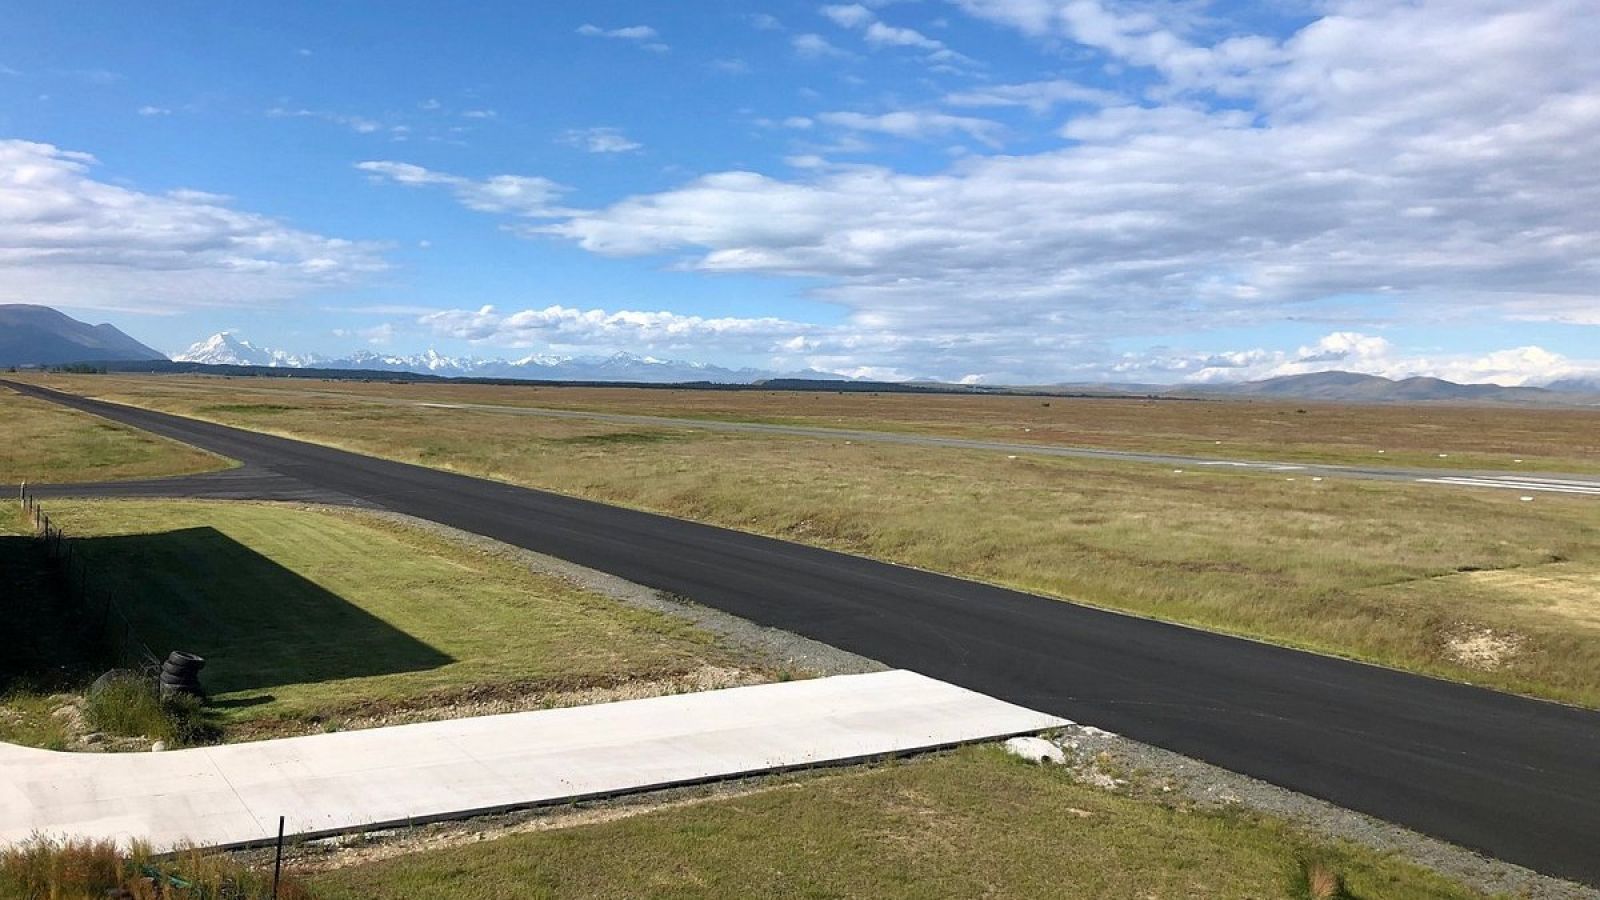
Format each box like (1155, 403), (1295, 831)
(9, 527), (453, 696)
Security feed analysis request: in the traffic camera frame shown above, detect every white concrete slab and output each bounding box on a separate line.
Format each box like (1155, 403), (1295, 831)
(0, 670), (1065, 851)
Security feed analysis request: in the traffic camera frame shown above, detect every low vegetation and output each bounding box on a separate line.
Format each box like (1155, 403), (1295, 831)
(18, 379), (1600, 705)
(4, 499), (760, 744)
(0, 837), (310, 899)
(311, 746), (1483, 899)
(39, 372), (1600, 471)
(0, 384), (226, 484)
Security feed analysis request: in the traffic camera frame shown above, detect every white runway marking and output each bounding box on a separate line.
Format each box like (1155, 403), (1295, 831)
(1195, 461), (1306, 471)
(1417, 476), (1600, 495)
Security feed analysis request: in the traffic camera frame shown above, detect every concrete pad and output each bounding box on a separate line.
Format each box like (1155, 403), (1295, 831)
(0, 670), (1065, 851)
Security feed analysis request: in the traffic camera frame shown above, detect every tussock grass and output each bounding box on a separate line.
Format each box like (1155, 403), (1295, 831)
(0, 385), (226, 484)
(83, 674), (212, 746)
(0, 836), (311, 899)
(41, 372), (1600, 471)
(310, 746), (1482, 899)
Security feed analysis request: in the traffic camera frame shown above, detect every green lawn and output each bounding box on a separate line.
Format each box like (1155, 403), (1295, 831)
(0, 385), (226, 484)
(30, 500), (752, 730)
(312, 746), (1484, 900)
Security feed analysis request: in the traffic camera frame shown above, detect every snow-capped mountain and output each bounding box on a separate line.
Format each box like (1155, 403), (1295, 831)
(175, 333), (325, 368)
(172, 333), (815, 384)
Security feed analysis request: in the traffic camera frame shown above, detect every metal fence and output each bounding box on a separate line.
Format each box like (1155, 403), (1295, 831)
(17, 483), (159, 671)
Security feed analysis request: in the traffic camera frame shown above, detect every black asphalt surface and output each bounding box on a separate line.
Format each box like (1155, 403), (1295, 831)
(10, 380), (1600, 886)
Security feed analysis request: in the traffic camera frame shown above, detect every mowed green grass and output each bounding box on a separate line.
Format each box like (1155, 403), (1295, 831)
(40, 500), (743, 727)
(0, 385), (226, 484)
(312, 746), (1483, 900)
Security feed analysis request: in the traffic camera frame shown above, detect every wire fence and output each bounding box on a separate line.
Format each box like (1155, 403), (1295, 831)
(17, 483), (159, 671)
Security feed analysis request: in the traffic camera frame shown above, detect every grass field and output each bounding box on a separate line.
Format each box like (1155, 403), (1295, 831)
(6, 499), (758, 741)
(0, 384), (226, 484)
(32, 372), (1600, 472)
(311, 746), (1483, 900)
(14, 376), (1600, 706)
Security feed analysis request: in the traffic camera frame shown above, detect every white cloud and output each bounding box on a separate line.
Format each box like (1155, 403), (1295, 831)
(136, 105), (171, 117)
(944, 78), (1121, 112)
(1122, 332), (1600, 387)
(0, 140), (385, 312)
(747, 13), (784, 31)
(559, 127), (642, 154)
(268, 106), (383, 134)
(863, 21), (942, 49)
(577, 23), (655, 39)
(792, 33), (850, 58)
(461, 108), (497, 120)
(817, 110), (1003, 145)
(821, 4), (874, 28)
(333, 322), (396, 345)
(347, 2), (1600, 383)
(518, 0), (1600, 345)
(355, 160), (570, 217)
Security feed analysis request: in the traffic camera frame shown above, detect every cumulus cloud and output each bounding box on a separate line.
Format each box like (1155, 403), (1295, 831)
(0, 140), (385, 312)
(1121, 332), (1600, 387)
(355, 1), (1600, 382)
(524, 0), (1600, 340)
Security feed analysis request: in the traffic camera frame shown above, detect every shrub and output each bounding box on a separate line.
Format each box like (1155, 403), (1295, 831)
(84, 674), (215, 746)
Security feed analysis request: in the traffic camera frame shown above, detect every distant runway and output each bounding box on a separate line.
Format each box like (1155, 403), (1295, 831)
(9, 379), (1600, 887)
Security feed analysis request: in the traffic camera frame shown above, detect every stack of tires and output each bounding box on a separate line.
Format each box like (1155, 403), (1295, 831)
(159, 651), (206, 699)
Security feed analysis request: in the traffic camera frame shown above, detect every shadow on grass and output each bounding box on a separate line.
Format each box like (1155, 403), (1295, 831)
(0, 536), (103, 693)
(18, 527), (453, 697)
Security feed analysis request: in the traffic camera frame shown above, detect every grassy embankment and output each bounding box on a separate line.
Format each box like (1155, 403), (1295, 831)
(313, 746), (1484, 900)
(3, 499), (758, 746)
(0, 384), (226, 484)
(28, 375), (1600, 707)
(39, 371), (1600, 472)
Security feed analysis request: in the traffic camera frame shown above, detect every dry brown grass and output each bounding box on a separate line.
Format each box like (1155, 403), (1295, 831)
(0, 836), (311, 899)
(18, 374), (1600, 706)
(29, 371), (1599, 471)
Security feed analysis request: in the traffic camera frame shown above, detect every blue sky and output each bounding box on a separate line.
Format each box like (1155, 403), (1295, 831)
(1, 0), (1596, 384)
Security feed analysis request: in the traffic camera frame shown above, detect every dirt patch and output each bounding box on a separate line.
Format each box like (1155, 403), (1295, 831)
(1445, 626), (1526, 670)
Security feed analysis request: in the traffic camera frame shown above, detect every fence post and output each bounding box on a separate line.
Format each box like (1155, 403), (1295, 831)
(272, 815), (286, 898)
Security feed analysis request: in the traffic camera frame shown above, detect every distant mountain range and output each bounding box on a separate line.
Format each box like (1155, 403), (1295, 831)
(1184, 371), (1585, 403)
(4, 307), (1597, 403)
(0, 304), (165, 366)
(174, 332), (821, 384)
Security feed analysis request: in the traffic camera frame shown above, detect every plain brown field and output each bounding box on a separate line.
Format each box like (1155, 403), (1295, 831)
(16, 373), (1600, 707)
(23, 371), (1600, 472)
